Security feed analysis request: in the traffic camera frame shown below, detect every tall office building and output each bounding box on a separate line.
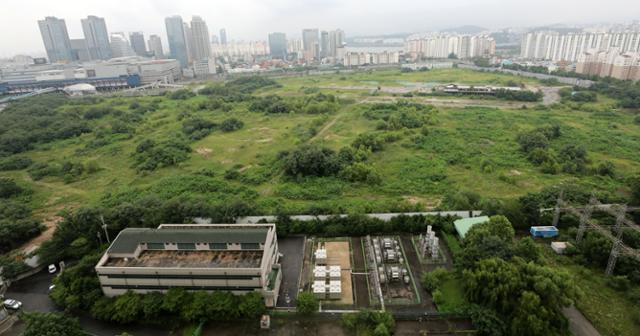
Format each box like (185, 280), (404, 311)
(81, 16), (112, 60)
(268, 32), (287, 59)
(189, 16), (211, 62)
(329, 29), (345, 58)
(302, 28), (320, 61)
(320, 31), (330, 58)
(165, 16), (189, 67)
(38, 16), (74, 63)
(148, 35), (164, 58)
(129, 32), (147, 56)
(110, 32), (135, 58)
(220, 28), (228, 45)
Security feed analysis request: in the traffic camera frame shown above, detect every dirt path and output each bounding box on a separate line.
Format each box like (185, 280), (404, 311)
(562, 307), (602, 336)
(360, 96), (532, 109)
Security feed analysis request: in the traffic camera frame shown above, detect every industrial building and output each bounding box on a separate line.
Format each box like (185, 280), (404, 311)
(95, 224), (282, 307)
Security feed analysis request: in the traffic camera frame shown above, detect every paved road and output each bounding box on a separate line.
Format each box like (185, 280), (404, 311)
(2, 269), (169, 336)
(563, 307), (602, 336)
(276, 236), (305, 308)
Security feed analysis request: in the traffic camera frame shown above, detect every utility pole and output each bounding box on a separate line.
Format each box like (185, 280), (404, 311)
(576, 197), (596, 243)
(552, 190), (564, 227)
(605, 205), (627, 276)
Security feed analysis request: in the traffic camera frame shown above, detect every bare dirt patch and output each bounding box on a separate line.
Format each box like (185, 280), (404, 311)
(509, 169), (523, 176)
(402, 196), (440, 210)
(196, 147), (213, 158)
(256, 138), (273, 143)
(323, 241), (354, 305)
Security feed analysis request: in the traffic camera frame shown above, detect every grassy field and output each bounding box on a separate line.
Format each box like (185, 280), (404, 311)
(434, 276), (468, 313)
(2, 68), (639, 220)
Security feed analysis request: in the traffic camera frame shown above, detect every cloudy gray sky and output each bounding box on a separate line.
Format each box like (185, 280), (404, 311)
(1, 0), (638, 57)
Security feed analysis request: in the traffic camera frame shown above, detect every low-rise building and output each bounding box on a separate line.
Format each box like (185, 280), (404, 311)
(95, 224), (282, 307)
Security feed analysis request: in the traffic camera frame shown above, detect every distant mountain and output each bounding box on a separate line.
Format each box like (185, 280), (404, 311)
(440, 25), (488, 34)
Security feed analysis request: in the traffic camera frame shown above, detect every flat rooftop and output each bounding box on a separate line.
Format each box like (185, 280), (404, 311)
(104, 250), (263, 268)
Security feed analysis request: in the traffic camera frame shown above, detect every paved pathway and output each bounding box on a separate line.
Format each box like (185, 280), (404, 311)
(563, 307), (601, 336)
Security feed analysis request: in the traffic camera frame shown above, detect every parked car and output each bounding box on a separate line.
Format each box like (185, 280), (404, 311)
(48, 264), (57, 274)
(3, 299), (22, 310)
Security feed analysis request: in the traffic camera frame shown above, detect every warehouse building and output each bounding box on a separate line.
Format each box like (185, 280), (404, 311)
(95, 224), (282, 307)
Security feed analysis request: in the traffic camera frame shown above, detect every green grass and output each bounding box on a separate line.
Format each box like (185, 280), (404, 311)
(435, 276), (468, 313)
(2, 68), (639, 219)
(442, 233), (462, 260)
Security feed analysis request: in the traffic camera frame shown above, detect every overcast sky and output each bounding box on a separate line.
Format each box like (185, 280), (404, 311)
(1, 0), (639, 57)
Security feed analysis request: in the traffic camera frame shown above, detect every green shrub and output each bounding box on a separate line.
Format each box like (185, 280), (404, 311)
(0, 156), (32, 171)
(219, 118), (244, 132)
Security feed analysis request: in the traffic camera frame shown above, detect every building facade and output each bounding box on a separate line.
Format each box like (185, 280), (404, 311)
(220, 28), (228, 45)
(576, 50), (640, 81)
(81, 16), (112, 60)
(95, 224), (282, 307)
(189, 16), (212, 62)
(268, 32), (287, 59)
(165, 16), (189, 68)
(405, 33), (495, 61)
(520, 31), (640, 62)
(38, 17), (74, 63)
(70, 39), (91, 62)
(110, 32), (135, 58)
(148, 35), (164, 58)
(302, 28), (320, 61)
(129, 32), (147, 57)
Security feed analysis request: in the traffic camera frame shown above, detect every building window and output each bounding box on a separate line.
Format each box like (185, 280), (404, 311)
(241, 243), (260, 250)
(177, 243), (196, 250)
(146, 242), (165, 250)
(209, 243), (227, 250)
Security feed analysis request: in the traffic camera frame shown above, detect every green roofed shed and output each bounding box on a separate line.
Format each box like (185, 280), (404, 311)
(454, 216), (490, 240)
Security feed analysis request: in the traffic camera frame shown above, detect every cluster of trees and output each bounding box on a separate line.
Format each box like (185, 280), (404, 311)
(341, 310), (396, 336)
(50, 253), (266, 326)
(0, 156), (33, 171)
(495, 89), (543, 102)
(22, 312), (85, 336)
(280, 144), (381, 184)
(198, 76), (280, 100)
(589, 77), (640, 108)
(132, 138), (191, 172)
(274, 213), (454, 238)
(168, 89), (196, 100)
(502, 63), (551, 74)
(182, 117), (245, 140)
(448, 216), (578, 335)
(0, 179), (44, 254)
(249, 93), (340, 115)
(516, 125), (592, 175)
(27, 160), (100, 182)
(559, 88), (597, 102)
(363, 101), (437, 131)
(0, 93), (92, 156)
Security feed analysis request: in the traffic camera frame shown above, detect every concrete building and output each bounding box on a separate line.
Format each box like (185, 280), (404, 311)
(576, 49), (640, 81)
(81, 16), (112, 60)
(165, 16), (189, 68)
(95, 224), (282, 307)
(110, 32), (135, 58)
(70, 39), (91, 62)
(148, 35), (164, 58)
(302, 28), (320, 61)
(343, 51), (399, 66)
(38, 17), (74, 63)
(193, 57), (217, 77)
(268, 32), (287, 59)
(220, 28), (228, 45)
(88, 56), (182, 84)
(329, 29), (345, 59)
(520, 31), (640, 62)
(129, 32), (147, 57)
(320, 31), (330, 58)
(183, 23), (194, 64)
(405, 33), (495, 61)
(189, 16), (211, 62)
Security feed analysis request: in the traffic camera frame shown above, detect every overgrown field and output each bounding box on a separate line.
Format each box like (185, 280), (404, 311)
(0, 69), (638, 222)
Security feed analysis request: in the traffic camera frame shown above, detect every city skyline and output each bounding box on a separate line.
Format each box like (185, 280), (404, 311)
(1, 0), (639, 57)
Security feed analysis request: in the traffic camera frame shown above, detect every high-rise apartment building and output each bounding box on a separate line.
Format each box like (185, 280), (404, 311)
(405, 34), (496, 60)
(148, 35), (164, 58)
(189, 16), (211, 62)
(38, 17), (74, 63)
(129, 32), (147, 57)
(268, 32), (287, 59)
(302, 28), (320, 61)
(81, 16), (112, 60)
(165, 16), (189, 67)
(110, 32), (135, 58)
(183, 23), (194, 63)
(520, 31), (640, 62)
(328, 29), (346, 60)
(220, 28), (228, 45)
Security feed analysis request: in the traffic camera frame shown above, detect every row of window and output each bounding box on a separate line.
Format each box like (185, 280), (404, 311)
(104, 284), (261, 291)
(145, 242), (261, 251)
(101, 273), (260, 280)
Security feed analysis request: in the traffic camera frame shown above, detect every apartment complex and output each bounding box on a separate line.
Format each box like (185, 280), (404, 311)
(95, 224), (282, 307)
(576, 50), (640, 81)
(405, 34), (495, 60)
(520, 31), (640, 62)
(343, 51), (400, 66)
